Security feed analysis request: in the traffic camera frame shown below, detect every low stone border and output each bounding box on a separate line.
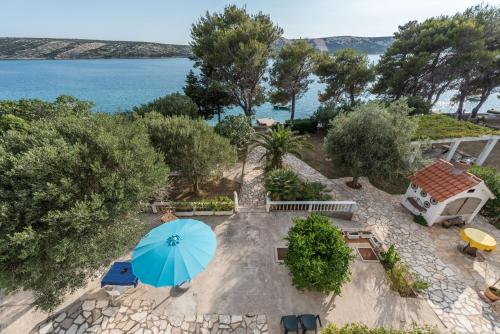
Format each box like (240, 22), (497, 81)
(36, 298), (268, 334)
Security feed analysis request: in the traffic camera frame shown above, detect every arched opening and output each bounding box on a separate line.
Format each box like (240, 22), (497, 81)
(442, 197), (482, 216)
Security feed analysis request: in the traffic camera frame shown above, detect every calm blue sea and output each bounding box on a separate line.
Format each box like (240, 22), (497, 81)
(0, 56), (498, 123)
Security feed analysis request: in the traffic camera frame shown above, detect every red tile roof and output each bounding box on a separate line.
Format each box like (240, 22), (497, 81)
(407, 159), (482, 202)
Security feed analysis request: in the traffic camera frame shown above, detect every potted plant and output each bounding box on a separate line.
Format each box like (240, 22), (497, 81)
(194, 201), (214, 216)
(484, 279), (500, 302)
(212, 196), (234, 215)
(174, 202), (194, 217)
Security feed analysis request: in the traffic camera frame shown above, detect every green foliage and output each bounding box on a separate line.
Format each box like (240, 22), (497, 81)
(265, 169), (332, 201)
(170, 196), (234, 212)
(284, 118), (318, 134)
(386, 263), (430, 297)
(0, 113), (168, 310)
(191, 5), (283, 116)
(184, 69), (232, 121)
(374, 4), (500, 117)
(0, 114), (30, 134)
(284, 214), (355, 294)
(210, 196), (235, 211)
(253, 124), (312, 169)
(0, 95), (93, 121)
(324, 100), (421, 187)
(406, 96), (432, 116)
(142, 113), (236, 194)
(320, 323), (440, 334)
(214, 115), (255, 149)
(315, 48), (374, 107)
(414, 114), (499, 140)
(133, 92), (198, 118)
(269, 40), (316, 120)
(380, 245), (401, 269)
(265, 169), (302, 201)
(469, 166), (499, 220)
(313, 103), (339, 128)
(301, 182), (332, 201)
(413, 214), (428, 226)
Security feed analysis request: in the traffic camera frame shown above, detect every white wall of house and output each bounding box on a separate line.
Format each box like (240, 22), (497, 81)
(402, 182), (493, 226)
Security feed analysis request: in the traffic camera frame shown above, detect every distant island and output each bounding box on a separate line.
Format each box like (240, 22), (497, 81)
(0, 37), (192, 60)
(0, 36), (394, 60)
(277, 36), (394, 55)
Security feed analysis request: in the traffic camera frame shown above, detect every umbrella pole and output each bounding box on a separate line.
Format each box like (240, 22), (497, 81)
(463, 243), (477, 257)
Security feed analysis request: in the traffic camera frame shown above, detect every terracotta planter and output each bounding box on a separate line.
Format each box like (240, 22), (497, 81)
(194, 210), (214, 216)
(484, 287), (500, 302)
(175, 209), (194, 217)
(214, 210), (233, 216)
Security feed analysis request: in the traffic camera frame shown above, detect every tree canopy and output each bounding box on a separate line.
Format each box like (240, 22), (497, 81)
(183, 68), (232, 121)
(190, 5), (283, 117)
(133, 92), (198, 118)
(142, 113), (236, 194)
(269, 40), (316, 121)
(214, 115), (255, 149)
(285, 214), (354, 294)
(0, 95), (93, 121)
(324, 100), (421, 188)
(374, 4), (500, 117)
(315, 48), (374, 108)
(0, 113), (168, 310)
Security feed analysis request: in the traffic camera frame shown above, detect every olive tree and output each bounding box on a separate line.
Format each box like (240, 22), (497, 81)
(0, 113), (168, 310)
(324, 100), (421, 188)
(142, 113), (236, 194)
(133, 92), (198, 118)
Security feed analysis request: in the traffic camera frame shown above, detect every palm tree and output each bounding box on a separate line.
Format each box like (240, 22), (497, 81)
(253, 124), (312, 169)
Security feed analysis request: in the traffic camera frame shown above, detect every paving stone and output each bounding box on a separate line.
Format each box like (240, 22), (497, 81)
(81, 300), (96, 312)
(39, 321), (53, 334)
(55, 312), (67, 323)
(66, 324), (78, 334)
(76, 323), (88, 334)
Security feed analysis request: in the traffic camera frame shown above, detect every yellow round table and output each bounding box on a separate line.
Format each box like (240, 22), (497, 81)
(460, 228), (497, 257)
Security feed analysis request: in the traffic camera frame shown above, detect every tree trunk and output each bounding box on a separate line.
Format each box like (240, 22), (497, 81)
(193, 179), (201, 196)
(471, 87), (492, 118)
(290, 95), (296, 122)
(349, 92), (355, 107)
(456, 93), (466, 119)
(217, 108), (221, 122)
(351, 175), (360, 188)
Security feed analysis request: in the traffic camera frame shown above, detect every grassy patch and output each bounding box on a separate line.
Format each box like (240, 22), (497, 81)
(414, 114), (499, 140)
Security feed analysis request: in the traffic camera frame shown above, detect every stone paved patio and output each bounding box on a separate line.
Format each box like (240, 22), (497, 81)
(284, 154), (500, 334)
(36, 297), (267, 334)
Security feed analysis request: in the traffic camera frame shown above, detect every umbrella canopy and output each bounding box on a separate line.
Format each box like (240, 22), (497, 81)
(460, 228), (496, 251)
(132, 219), (217, 287)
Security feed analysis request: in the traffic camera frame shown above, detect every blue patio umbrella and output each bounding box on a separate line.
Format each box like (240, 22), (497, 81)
(131, 219), (217, 287)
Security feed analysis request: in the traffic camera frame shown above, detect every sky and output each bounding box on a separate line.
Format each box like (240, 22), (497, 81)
(1, 0), (499, 44)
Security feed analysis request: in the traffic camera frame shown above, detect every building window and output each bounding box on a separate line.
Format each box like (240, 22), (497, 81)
(420, 190), (427, 197)
(424, 201), (431, 208)
(467, 189), (475, 193)
(411, 183), (418, 190)
(430, 198), (438, 205)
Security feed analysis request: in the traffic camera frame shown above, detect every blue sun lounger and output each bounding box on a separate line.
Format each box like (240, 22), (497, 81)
(101, 261), (138, 288)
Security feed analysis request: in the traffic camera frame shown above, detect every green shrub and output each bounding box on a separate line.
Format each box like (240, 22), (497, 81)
(406, 96), (431, 116)
(285, 118), (318, 134)
(133, 92), (198, 118)
(266, 169), (302, 201)
(211, 196), (234, 211)
(266, 169), (331, 201)
(285, 214), (355, 294)
(320, 323), (440, 334)
(301, 182), (332, 201)
(313, 103), (338, 128)
(386, 263), (429, 297)
(380, 245), (400, 269)
(469, 165), (499, 220)
(214, 115), (255, 149)
(413, 214), (428, 226)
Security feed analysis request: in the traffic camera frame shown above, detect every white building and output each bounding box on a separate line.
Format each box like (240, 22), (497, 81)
(402, 159), (495, 226)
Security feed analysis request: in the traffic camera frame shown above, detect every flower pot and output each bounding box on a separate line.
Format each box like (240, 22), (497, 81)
(484, 287), (500, 302)
(214, 210), (233, 216)
(175, 209), (194, 217)
(194, 210), (214, 216)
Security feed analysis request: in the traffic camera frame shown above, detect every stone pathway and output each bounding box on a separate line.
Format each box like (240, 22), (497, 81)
(239, 146), (266, 208)
(36, 298), (268, 334)
(284, 154), (500, 334)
